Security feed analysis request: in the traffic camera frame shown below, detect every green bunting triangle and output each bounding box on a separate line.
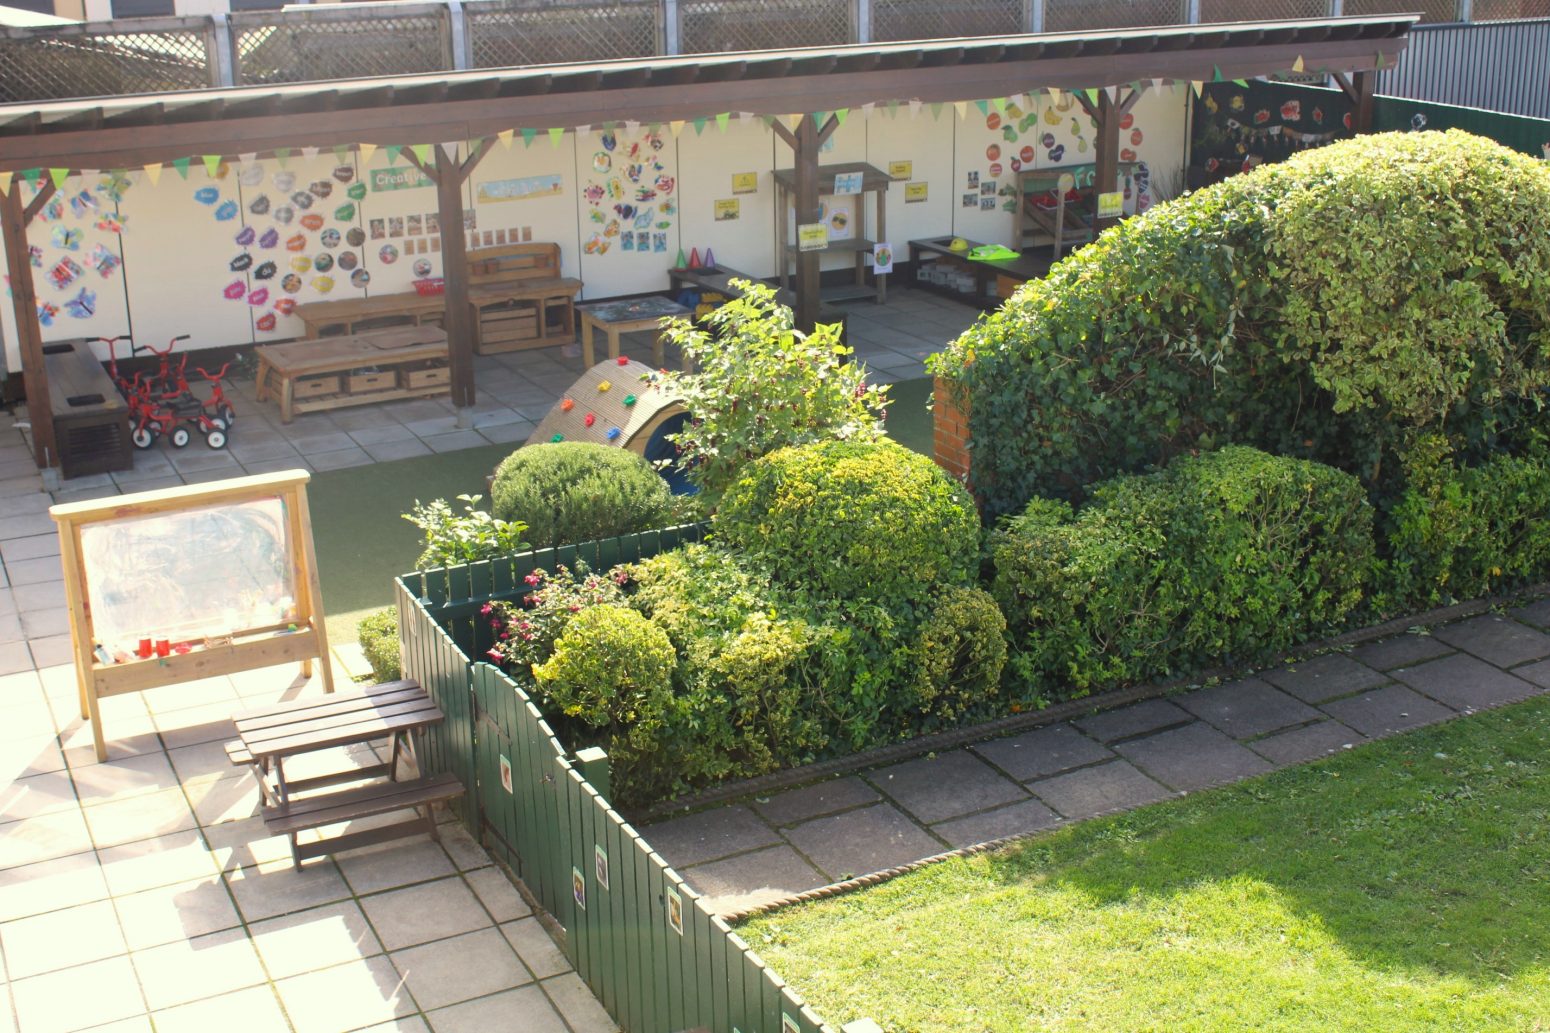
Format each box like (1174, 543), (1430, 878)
(171, 157), (191, 179)
(1084, 88), (1100, 107)
(991, 97), (1007, 113)
(886, 99), (899, 117)
(692, 117), (707, 135)
(714, 112), (730, 132)
(384, 145), (401, 165)
(1212, 65), (1224, 82)
(834, 108), (849, 126)
(48, 168), (69, 189)
(201, 155), (221, 177)
(974, 100), (989, 115)
(19, 168), (40, 188)
(1375, 51), (1387, 69)
(410, 144), (432, 165)
(930, 102), (944, 119)
(1232, 78), (1249, 88)
(813, 111), (829, 128)
(274, 148), (292, 168)
(520, 128), (537, 147)
(548, 127), (564, 147)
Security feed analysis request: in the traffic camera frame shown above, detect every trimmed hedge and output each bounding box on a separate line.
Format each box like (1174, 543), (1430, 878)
(933, 131), (1550, 516)
(716, 439), (980, 606)
(491, 442), (676, 548)
(990, 446), (1372, 701)
(356, 607), (401, 683)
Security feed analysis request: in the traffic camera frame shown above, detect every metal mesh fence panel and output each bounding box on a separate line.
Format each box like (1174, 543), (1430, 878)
(0, 22), (212, 103)
(1043, 0), (1187, 32)
(679, 0), (852, 54)
(1470, 0), (1549, 18)
(466, 0), (658, 68)
(1344, 0), (1459, 21)
(232, 6), (450, 86)
(1198, 0), (1331, 21)
(872, 0), (1023, 41)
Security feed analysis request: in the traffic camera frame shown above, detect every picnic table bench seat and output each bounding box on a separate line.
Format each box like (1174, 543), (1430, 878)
(261, 772), (465, 866)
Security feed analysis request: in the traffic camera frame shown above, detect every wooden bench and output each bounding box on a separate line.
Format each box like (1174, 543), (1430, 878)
(254, 325), (450, 423)
(262, 772), (465, 868)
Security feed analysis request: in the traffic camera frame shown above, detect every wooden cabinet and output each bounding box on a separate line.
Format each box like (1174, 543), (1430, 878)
(772, 162), (890, 305)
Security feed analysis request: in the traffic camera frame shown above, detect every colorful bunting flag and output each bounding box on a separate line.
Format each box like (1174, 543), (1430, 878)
(521, 128), (537, 147)
(201, 155), (221, 177)
(275, 148), (293, 167)
(1293, 55), (1305, 72)
(834, 108), (849, 126)
(301, 146), (320, 159)
(48, 168), (69, 189)
(715, 112), (729, 132)
(358, 142), (378, 163)
(171, 157), (191, 179)
(410, 144), (432, 165)
(143, 163), (162, 186)
(547, 127), (564, 147)
(497, 129), (514, 149)
(691, 117), (707, 135)
(384, 145), (401, 165)
(930, 102), (944, 119)
(0, 172), (11, 197)
(670, 120), (685, 137)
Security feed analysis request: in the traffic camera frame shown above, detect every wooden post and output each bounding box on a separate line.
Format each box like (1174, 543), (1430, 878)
(1092, 88), (1121, 235)
(432, 145), (477, 412)
(1351, 69), (1376, 134)
(1, 182), (59, 469)
(793, 115), (822, 333)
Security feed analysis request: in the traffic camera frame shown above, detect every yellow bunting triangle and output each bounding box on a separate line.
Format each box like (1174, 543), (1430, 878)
(497, 129), (514, 149)
(954, 101), (968, 119)
(48, 168), (69, 189)
(1292, 55), (1305, 72)
(1191, 80), (1204, 97)
(787, 113), (803, 127)
(143, 163), (162, 185)
(669, 120), (685, 138)
(0, 172), (10, 197)
(358, 142), (377, 163)
(201, 155), (221, 177)
(547, 127), (564, 147)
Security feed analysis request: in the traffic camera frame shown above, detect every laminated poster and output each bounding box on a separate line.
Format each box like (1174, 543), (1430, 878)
(832, 171), (863, 196)
(905, 182), (929, 203)
(873, 242), (894, 275)
(714, 199), (740, 222)
(731, 172), (759, 195)
(888, 160), (913, 179)
(797, 222), (828, 251)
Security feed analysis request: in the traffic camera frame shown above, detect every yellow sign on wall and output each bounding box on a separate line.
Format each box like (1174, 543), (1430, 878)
(797, 223), (829, 251)
(714, 198), (741, 221)
(888, 160), (913, 179)
(731, 172), (759, 194)
(904, 181), (929, 203)
(1097, 190), (1124, 218)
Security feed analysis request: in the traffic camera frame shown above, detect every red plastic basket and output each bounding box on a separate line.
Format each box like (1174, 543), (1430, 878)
(412, 278), (445, 296)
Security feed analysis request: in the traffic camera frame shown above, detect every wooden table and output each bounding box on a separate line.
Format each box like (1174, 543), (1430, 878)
(908, 237), (1048, 308)
(578, 297), (694, 369)
(254, 325), (449, 423)
(231, 679), (463, 868)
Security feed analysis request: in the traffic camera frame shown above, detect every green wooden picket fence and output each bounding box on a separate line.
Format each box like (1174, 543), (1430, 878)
(395, 524), (838, 1033)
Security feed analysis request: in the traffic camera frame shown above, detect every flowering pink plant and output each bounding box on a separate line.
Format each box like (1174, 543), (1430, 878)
(482, 564), (629, 676)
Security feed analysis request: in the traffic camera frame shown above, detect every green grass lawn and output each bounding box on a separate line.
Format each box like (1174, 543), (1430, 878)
(741, 698), (1550, 1032)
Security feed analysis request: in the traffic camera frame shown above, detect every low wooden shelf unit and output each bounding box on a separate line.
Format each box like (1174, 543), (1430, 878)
(255, 325), (450, 423)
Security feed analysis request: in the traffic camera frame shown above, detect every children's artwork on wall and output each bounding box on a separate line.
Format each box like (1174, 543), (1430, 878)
(581, 128), (674, 260)
(85, 244), (121, 278)
(1191, 82), (1352, 187)
(49, 257), (84, 290)
(63, 287), (98, 319)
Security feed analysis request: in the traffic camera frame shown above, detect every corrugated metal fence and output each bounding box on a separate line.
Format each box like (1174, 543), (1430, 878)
(395, 523), (842, 1033)
(1376, 18), (1550, 120)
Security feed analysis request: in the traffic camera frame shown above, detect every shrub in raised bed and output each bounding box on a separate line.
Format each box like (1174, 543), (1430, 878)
(905, 585), (1008, 730)
(933, 130), (1550, 515)
(716, 439), (979, 607)
(991, 446), (1372, 701)
(491, 442), (675, 549)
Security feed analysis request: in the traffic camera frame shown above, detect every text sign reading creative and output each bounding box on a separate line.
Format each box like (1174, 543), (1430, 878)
(370, 167), (433, 192)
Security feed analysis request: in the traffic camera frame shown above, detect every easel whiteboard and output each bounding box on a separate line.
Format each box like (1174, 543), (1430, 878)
(51, 470), (333, 761)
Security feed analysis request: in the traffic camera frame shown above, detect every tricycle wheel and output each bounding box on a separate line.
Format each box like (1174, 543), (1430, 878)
(170, 426), (191, 448)
(131, 426), (155, 450)
(219, 404), (236, 426)
(205, 428), (227, 450)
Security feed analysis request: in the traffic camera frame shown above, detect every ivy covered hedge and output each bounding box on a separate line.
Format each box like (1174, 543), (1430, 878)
(932, 130), (1550, 517)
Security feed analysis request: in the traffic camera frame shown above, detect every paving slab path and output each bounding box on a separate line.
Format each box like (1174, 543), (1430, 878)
(645, 605), (1550, 917)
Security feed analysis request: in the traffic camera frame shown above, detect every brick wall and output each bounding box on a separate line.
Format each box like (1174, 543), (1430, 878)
(932, 374), (971, 486)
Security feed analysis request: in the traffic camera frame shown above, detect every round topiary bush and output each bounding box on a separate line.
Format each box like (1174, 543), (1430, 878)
(716, 439), (979, 605)
(490, 442), (677, 548)
(905, 584), (1007, 729)
(932, 130), (1550, 515)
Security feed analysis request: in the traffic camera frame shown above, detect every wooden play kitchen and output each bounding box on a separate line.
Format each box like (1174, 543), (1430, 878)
(254, 324), (450, 423)
(50, 471), (333, 763)
(291, 242), (581, 354)
(226, 679), (464, 869)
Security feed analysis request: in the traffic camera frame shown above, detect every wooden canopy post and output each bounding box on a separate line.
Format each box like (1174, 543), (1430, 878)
(2, 177), (61, 469)
(1334, 69), (1376, 133)
(770, 114), (841, 334)
(1080, 85), (1144, 236)
(405, 140), (490, 416)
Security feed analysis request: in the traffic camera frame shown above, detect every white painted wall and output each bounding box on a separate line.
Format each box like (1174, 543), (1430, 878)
(1, 97), (1191, 372)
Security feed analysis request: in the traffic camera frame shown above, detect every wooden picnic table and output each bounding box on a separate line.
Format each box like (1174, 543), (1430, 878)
(254, 324), (450, 423)
(229, 679), (463, 869)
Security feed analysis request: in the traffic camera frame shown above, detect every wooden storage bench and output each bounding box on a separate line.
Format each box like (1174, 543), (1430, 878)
(43, 338), (132, 479)
(255, 325), (450, 423)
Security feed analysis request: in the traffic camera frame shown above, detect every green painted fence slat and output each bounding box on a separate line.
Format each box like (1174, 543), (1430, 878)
(629, 830), (660, 1032)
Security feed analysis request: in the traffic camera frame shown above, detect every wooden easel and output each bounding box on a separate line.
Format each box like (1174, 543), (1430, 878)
(51, 471), (333, 762)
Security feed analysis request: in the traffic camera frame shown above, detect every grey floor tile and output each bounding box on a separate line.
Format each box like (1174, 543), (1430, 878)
(867, 750), (1027, 824)
(1174, 678), (1323, 739)
(752, 776), (879, 827)
(362, 438), (433, 462)
(1391, 652), (1543, 712)
(1431, 614), (1550, 668)
(1262, 652), (1392, 703)
(1115, 721), (1274, 792)
(1249, 720), (1365, 767)
(972, 723), (1115, 784)
(1320, 684), (1457, 739)
(932, 798), (1061, 849)
(642, 805), (781, 869)
(1508, 596), (1550, 629)
(1029, 760), (1173, 820)
(1350, 633), (1454, 672)
(309, 447), (375, 471)
(682, 844), (827, 914)
(1073, 698), (1192, 744)
(784, 803), (945, 881)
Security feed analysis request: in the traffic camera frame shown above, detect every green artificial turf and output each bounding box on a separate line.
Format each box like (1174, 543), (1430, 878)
(306, 380), (936, 645)
(309, 442), (511, 643)
(741, 697), (1550, 1033)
